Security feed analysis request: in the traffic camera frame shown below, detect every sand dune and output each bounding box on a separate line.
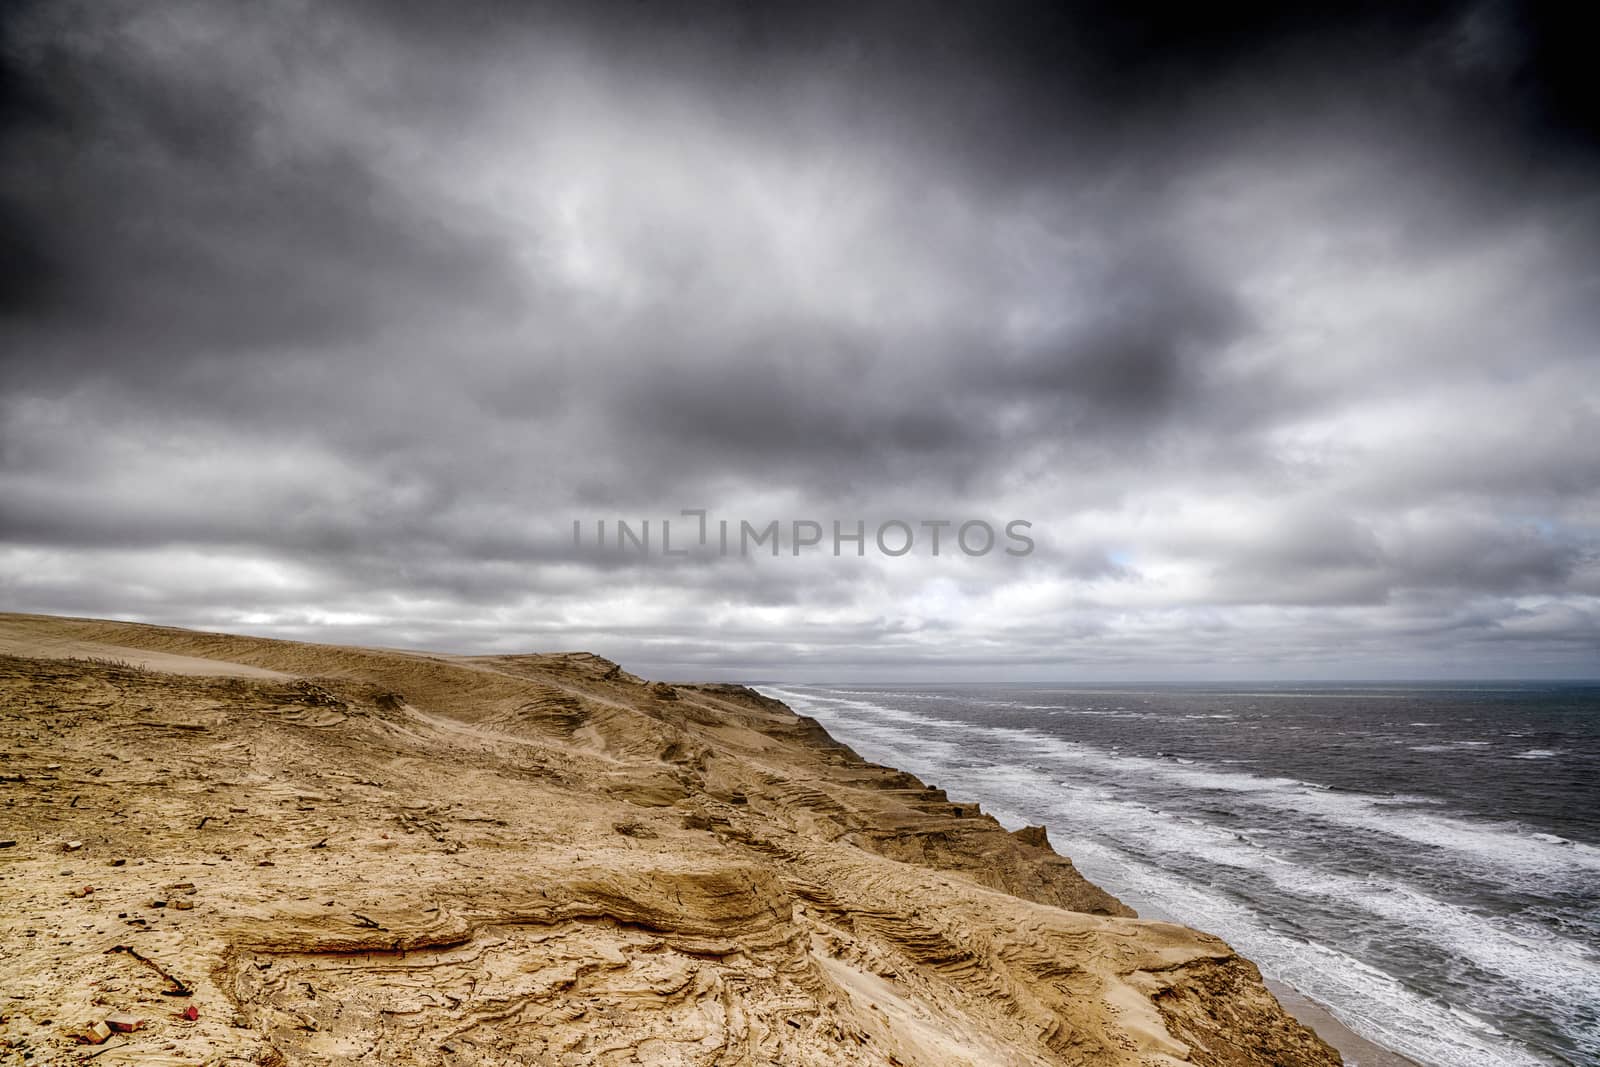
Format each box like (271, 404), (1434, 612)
(0, 613), (1339, 1065)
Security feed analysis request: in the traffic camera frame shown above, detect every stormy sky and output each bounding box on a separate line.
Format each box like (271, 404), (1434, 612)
(2, 0), (1596, 680)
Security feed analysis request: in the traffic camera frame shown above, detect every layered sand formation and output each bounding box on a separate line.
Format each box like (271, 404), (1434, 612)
(0, 613), (1341, 1066)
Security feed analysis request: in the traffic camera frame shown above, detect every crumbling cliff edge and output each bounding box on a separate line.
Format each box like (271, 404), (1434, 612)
(0, 613), (1341, 1066)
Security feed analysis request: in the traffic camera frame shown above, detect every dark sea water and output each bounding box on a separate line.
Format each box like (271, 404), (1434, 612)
(759, 682), (1600, 1067)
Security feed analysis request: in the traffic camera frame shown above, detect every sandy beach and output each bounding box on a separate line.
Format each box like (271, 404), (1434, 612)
(0, 612), (1363, 1066)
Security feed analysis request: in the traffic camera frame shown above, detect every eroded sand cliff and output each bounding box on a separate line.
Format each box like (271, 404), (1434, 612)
(0, 613), (1340, 1066)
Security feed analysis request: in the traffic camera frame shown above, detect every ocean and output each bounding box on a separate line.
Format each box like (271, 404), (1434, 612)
(759, 682), (1600, 1067)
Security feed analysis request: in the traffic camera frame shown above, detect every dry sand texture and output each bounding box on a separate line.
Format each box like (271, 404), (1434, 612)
(0, 613), (1341, 1066)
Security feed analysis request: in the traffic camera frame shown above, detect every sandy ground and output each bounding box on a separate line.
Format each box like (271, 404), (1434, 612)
(1, 612), (1346, 1066)
(0, 619), (291, 680)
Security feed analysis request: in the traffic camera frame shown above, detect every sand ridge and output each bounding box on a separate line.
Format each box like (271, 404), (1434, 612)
(0, 613), (1340, 1065)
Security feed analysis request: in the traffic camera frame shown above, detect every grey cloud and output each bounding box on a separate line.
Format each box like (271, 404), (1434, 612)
(976, 247), (1258, 434)
(0, 1), (527, 389)
(1203, 510), (1392, 607)
(1388, 516), (1588, 595)
(2, 0), (1597, 679)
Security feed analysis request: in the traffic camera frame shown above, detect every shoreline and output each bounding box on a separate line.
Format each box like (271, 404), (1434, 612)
(1267, 982), (1423, 1067)
(766, 683), (1433, 1067)
(1053, 866), (1425, 1067)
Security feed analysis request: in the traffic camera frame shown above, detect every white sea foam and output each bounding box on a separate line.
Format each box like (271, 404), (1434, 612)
(999, 753), (1600, 1002)
(1370, 793), (1447, 806)
(977, 728), (1600, 880)
(1409, 739), (1496, 753)
(772, 686), (1600, 881)
(1253, 866), (1600, 1007)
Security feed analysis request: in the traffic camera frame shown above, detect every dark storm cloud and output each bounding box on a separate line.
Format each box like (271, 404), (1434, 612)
(977, 246), (1256, 428)
(0, 9), (527, 392)
(1, 0), (1597, 678)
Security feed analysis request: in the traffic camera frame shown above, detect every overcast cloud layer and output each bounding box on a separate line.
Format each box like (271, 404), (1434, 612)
(2, 0), (1597, 679)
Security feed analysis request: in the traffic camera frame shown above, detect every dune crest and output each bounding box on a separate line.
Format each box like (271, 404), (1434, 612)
(0, 613), (1339, 1065)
